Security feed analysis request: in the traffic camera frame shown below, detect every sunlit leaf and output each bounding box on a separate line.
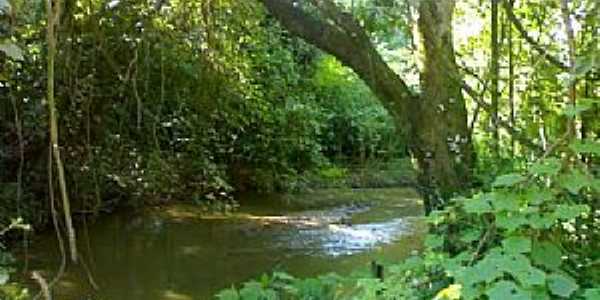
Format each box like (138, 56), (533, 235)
(434, 284), (462, 300)
(473, 255), (504, 283)
(554, 204), (590, 220)
(455, 266), (484, 287)
(0, 41), (24, 61)
(496, 212), (527, 232)
(495, 253), (531, 275)
(462, 194), (493, 214)
(526, 213), (556, 229)
(562, 103), (592, 117)
(547, 273), (578, 298)
(523, 187), (553, 206)
(491, 191), (521, 212)
(570, 140), (600, 155)
(513, 265), (546, 287)
(425, 234), (444, 249)
(502, 236), (531, 254)
(460, 229), (481, 243)
(528, 158), (561, 176)
(559, 169), (593, 194)
(493, 173), (526, 188)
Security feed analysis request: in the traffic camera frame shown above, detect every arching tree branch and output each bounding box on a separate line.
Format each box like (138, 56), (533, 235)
(261, 0), (477, 210)
(259, 0), (417, 134)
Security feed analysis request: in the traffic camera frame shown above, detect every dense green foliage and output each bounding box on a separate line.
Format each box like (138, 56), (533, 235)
(0, 0), (402, 222)
(0, 0), (598, 298)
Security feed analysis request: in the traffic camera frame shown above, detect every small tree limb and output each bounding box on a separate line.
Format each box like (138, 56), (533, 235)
(32, 271), (52, 300)
(461, 82), (543, 152)
(502, 0), (568, 70)
(560, 0), (577, 140)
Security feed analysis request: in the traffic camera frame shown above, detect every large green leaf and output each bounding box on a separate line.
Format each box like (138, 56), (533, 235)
(528, 158), (562, 176)
(443, 251), (472, 276)
(455, 267), (482, 287)
(493, 173), (526, 188)
(502, 236), (532, 254)
(594, 179), (600, 192)
(511, 266), (546, 287)
(513, 266), (546, 287)
(531, 242), (562, 270)
(485, 281), (531, 300)
(491, 191), (521, 212)
(529, 288), (551, 300)
(463, 194), (493, 214)
(583, 288), (600, 300)
(239, 281), (278, 300)
(460, 229), (482, 243)
(570, 140), (600, 155)
(496, 212), (527, 232)
(559, 169), (593, 194)
(526, 213), (556, 229)
(424, 234), (444, 249)
(554, 204), (590, 220)
(460, 284), (483, 300)
(495, 253), (531, 275)
(456, 251), (504, 286)
(216, 288), (240, 300)
(473, 257), (504, 283)
(547, 273), (578, 298)
(523, 187), (553, 206)
(563, 103), (592, 117)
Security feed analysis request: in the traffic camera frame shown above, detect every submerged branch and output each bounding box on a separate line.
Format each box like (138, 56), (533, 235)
(32, 272), (51, 300)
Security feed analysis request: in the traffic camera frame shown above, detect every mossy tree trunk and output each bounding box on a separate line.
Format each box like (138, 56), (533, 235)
(259, 0), (473, 212)
(413, 0), (474, 212)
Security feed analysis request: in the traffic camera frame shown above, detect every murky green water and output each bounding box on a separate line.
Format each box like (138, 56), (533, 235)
(19, 188), (425, 300)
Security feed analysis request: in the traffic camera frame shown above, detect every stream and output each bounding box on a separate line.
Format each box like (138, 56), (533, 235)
(18, 188), (425, 299)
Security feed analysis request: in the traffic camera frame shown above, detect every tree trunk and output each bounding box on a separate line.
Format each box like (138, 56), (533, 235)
(507, 9), (516, 156)
(560, 0), (577, 141)
(414, 0), (474, 211)
(259, 0), (473, 212)
(491, 0), (500, 157)
(46, 0), (78, 263)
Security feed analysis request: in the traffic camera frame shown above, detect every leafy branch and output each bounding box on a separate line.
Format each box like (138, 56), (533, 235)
(502, 0), (568, 70)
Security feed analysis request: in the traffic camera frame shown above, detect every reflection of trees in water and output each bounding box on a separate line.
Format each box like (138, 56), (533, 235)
(29, 189), (424, 299)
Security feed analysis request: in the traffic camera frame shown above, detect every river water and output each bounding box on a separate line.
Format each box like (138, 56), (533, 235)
(18, 188), (425, 299)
